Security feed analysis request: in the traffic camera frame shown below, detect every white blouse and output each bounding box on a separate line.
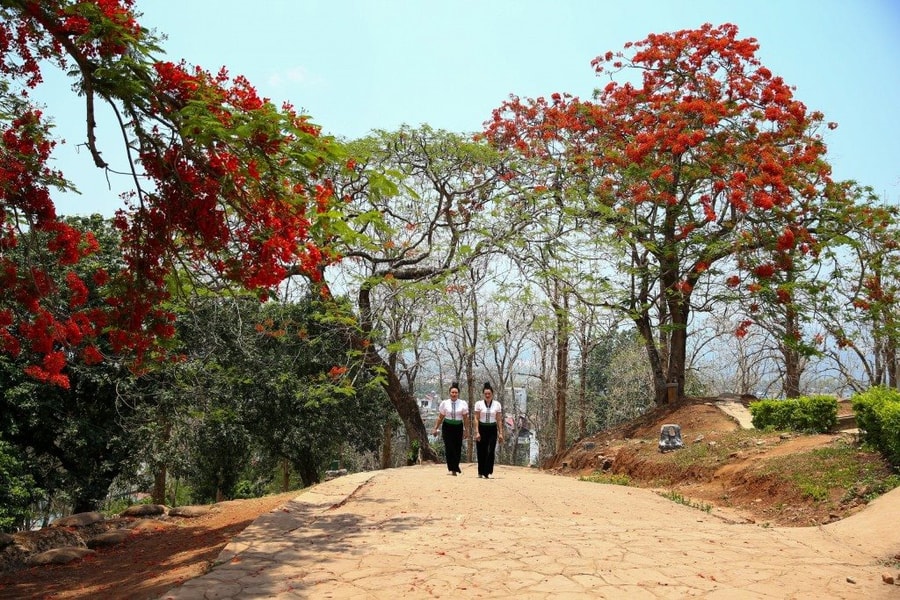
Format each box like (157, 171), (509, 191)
(438, 399), (469, 420)
(474, 400), (502, 423)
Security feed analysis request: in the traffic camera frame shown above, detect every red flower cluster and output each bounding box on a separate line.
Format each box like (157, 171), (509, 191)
(753, 263), (775, 279)
(328, 365), (348, 379)
(1, 2), (346, 386)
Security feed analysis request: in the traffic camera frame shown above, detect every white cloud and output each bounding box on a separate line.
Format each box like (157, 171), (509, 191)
(267, 66), (324, 89)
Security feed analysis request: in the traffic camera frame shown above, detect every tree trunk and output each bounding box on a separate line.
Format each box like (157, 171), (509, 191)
(889, 345), (898, 389)
(782, 304), (802, 398)
(635, 313), (668, 405)
(376, 359), (437, 461)
(295, 457), (320, 488)
(463, 274), (479, 463)
(465, 356), (476, 463)
(512, 425), (520, 465)
(354, 323), (437, 463)
(169, 478), (179, 507)
(553, 287), (569, 454)
(152, 468), (167, 506)
(880, 310), (898, 389)
(281, 457), (291, 492)
(783, 348), (802, 398)
(151, 417), (172, 504)
(666, 318), (687, 402)
(344, 283), (439, 463)
(381, 421), (393, 469)
(577, 353), (587, 439)
(636, 295), (690, 405)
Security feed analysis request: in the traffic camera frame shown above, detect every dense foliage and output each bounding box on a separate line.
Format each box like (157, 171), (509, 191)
(0, 439), (38, 532)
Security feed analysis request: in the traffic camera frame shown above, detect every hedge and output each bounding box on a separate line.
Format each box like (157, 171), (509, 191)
(851, 387), (900, 467)
(748, 395), (838, 433)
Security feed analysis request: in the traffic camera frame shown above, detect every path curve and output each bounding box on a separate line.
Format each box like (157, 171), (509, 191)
(160, 464), (900, 599)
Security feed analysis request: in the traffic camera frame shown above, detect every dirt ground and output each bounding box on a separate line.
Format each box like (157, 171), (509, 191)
(0, 491), (300, 600)
(545, 397), (889, 527)
(0, 398), (893, 600)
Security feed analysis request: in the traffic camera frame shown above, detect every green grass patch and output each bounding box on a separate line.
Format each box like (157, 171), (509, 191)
(579, 471), (632, 486)
(657, 489), (712, 512)
(759, 443), (900, 504)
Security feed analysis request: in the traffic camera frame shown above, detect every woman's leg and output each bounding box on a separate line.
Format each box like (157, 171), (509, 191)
(442, 422), (462, 473)
(482, 425), (498, 476)
(475, 434), (487, 477)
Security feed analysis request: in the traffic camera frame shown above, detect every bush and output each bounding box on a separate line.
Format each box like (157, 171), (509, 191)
(793, 395), (839, 432)
(0, 440), (41, 532)
(748, 399), (778, 429)
(852, 387), (900, 467)
(749, 395), (838, 433)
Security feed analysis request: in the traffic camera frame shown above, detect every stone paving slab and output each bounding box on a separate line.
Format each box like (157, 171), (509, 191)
(712, 400), (754, 429)
(159, 464), (900, 599)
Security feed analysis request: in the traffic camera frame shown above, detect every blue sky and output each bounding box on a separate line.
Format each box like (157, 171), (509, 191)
(44, 0), (900, 215)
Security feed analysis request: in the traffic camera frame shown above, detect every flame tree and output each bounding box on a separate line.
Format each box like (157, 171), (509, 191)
(0, 0), (347, 386)
(486, 23), (838, 404)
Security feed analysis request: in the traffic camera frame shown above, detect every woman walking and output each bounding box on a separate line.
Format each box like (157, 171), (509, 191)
(474, 381), (503, 478)
(432, 382), (469, 475)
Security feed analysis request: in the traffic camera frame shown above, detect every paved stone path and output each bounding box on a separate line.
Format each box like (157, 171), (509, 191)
(160, 464), (900, 599)
(713, 400), (755, 429)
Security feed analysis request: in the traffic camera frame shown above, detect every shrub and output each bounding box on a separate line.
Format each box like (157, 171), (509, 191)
(0, 440), (41, 532)
(793, 395), (839, 432)
(852, 387), (900, 467)
(749, 395), (837, 433)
